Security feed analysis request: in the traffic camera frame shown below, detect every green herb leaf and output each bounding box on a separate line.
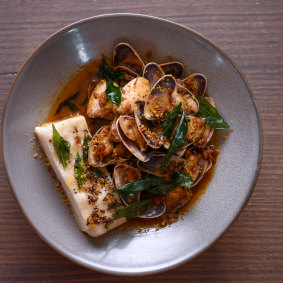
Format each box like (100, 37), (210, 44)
(162, 102), (182, 138)
(148, 183), (177, 195)
(55, 91), (80, 114)
(99, 58), (125, 81)
(81, 95), (88, 106)
(106, 78), (122, 105)
(196, 96), (229, 129)
(113, 175), (167, 197)
(112, 199), (152, 221)
(173, 172), (194, 188)
(83, 136), (90, 163)
(160, 109), (188, 169)
(74, 152), (86, 189)
(89, 166), (103, 178)
(52, 124), (70, 169)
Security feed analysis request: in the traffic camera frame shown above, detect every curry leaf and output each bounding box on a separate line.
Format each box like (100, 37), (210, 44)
(162, 102), (182, 138)
(106, 78), (122, 105)
(160, 109), (188, 169)
(113, 175), (167, 197)
(52, 124), (70, 169)
(83, 136), (90, 163)
(148, 183), (177, 194)
(99, 58), (125, 81)
(112, 199), (152, 221)
(89, 166), (103, 178)
(55, 91), (80, 114)
(74, 152), (86, 189)
(196, 96), (229, 129)
(173, 172), (194, 188)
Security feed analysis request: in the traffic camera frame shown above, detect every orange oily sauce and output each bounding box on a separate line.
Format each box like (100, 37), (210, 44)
(46, 59), (219, 231)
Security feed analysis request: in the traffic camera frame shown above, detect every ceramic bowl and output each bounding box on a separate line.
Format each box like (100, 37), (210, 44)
(1, 14), (262, 275)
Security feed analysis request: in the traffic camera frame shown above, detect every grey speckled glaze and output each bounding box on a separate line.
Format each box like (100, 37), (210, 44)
(1, 14), (262, 276)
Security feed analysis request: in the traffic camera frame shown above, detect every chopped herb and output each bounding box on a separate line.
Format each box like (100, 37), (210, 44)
(55, 91), (80, 114)
(106, 78), (122, 106)
(98, 58), (124, 105)
(112, 199), (152, 221)
(74, 152), (86, 189)
(162, 102), (182, 138)
(196, 96), (229, 129)
(89, 166), (103, 178)
(173, 172), (194, 188)
(83, 136), (90, 163)
(160, 109), (188, 169)
(113, 175), (167, 197)
(52, 124), (70, 169)
(81, 95), (88, 106)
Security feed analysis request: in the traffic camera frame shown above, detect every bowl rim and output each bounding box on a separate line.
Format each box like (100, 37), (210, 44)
(1, 13), (263, 276)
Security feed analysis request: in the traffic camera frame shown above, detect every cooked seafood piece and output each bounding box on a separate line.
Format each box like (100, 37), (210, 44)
(183, 73), (207, 97)
(113, 164), (141, 205)
(137, 154), (184, 178)
(134, 101), (162, 149)
(116, 116), (152, 162)
(113, 77), (150, 115)
(88, 126), (114, 167)
(160, 61), (185, 78)
(34, 115), (125, 237)
(87, 79), (114, 120)
(183, 148), (212, 187)
(144, 75), (176, 122)
(143, 62), (165, 89)
(113, 42), (145, 76)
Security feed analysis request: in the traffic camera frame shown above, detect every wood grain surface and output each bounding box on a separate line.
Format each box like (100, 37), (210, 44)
(1, 0), (283, 282)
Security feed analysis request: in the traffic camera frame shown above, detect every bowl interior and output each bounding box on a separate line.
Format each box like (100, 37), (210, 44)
(2, 14), (261, 275)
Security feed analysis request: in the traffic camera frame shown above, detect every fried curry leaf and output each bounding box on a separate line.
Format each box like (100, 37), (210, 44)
(89, 166), (103, 178)
(112, 199), (152, 221)
(52, 124), (70, 169)
(148, 183), (177, 195)
(160, 109), (188, 169)
(98, 58), (124, 106)
(74, 152), (86, 189)
(162, 102), (182, 138)
(99, 58), (125, 81)
(113, 175), (167, 197)
(83, 136), (90, 163)
(196, 96), (229, 129)
(106, 78), (122, 106)
(55, 91), (80, 114)
(173, 172), (194, 188)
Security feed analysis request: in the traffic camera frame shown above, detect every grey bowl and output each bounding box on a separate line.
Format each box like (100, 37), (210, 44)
(1, 14), (262, 275)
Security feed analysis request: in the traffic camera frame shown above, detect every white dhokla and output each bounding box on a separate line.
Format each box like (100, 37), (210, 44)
(34, 114), (126, 237)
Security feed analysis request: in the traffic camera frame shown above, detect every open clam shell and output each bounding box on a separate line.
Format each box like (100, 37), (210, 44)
(116, 115), (152, 162)
(183, 73), (207, 97)
(137, 154), (184, 177)
(115, 66), (137, 84)
(144, 75), (177, 121)
(113, 164), (141, 205)
(134, 101), (162, 149)
(160, 61), (185, 78)
(143, 62), (165, 89)
(88, 126), (114, 167)
(113, 42), (145, 76)
(139, 200), (166, 219)
(191, 158), (212, 187)
(165, 187), (192, 211)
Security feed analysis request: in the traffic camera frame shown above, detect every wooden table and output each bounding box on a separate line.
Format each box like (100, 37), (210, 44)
(1, 1), (282, 282)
